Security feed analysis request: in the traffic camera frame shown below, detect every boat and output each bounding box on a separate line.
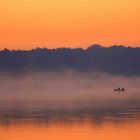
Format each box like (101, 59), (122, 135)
(114, 88), (125, 92)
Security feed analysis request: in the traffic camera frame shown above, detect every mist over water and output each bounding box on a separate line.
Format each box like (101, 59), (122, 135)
(0, 70), (139, 126)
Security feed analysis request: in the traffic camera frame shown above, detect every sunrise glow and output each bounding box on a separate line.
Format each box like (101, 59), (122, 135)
(0, 0), (140, 49)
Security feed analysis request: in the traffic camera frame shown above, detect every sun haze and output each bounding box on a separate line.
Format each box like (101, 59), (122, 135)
(0, 0), (140, 49)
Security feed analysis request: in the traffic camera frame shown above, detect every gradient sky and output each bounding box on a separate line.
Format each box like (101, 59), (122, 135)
(0, 0), (140, 49)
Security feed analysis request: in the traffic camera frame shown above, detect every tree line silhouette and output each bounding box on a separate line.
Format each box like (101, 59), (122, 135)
(0, 44), (140, 75)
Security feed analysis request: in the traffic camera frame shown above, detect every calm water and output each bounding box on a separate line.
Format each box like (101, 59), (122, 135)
(0, 91), (140, 140)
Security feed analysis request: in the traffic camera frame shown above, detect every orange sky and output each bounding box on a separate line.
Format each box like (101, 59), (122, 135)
(0, 0), (140, 49)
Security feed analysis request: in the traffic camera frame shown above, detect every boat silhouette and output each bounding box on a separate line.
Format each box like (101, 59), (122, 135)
(114, 88), (125, 92)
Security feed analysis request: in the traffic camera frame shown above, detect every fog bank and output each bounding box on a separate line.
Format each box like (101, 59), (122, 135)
(0, 71), (139, 110)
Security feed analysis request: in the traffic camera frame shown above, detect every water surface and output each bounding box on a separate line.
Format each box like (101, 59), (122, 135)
(0, 91), (140, 140)
(0, 73), (140, 140)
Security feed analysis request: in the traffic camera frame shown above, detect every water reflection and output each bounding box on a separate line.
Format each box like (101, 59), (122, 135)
(0, 96), (140, 140)
(0, 103), (140, 126)
(0, 107), (140, 140)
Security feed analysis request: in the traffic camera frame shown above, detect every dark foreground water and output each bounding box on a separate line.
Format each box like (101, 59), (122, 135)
(0, 91), (140, 140)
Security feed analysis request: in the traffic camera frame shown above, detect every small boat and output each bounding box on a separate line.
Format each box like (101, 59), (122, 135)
(114, 88), (125, 92)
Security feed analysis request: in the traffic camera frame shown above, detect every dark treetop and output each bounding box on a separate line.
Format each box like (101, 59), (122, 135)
(0, 44), (140, 76)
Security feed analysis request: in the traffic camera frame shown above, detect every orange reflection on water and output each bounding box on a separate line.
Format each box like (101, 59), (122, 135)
(0, 120), (140, 140)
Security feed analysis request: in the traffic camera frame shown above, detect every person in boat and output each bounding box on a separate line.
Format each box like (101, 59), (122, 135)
(121, 88), (125, 91)
(114, 87), (125, 91)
